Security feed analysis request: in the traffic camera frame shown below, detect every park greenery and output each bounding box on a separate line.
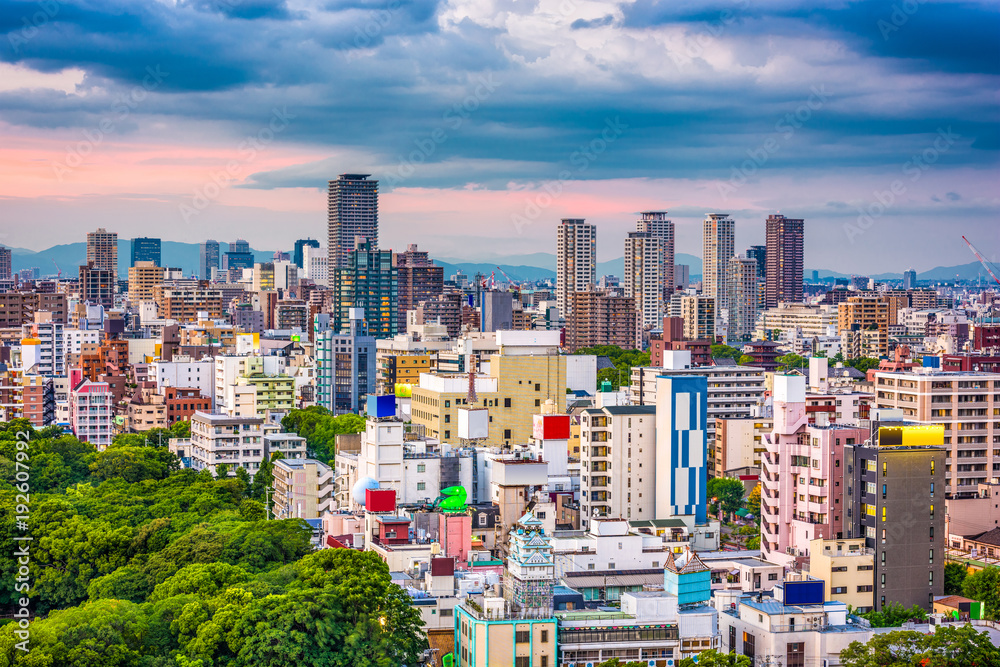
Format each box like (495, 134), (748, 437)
(574, 345), (650, 391)
(961, 565), (1000, 620)
(0, 419), (426, 666)
(708, 477), (746, 517)
(839, 624), (1000, 667)
(281, 407), (365, 464)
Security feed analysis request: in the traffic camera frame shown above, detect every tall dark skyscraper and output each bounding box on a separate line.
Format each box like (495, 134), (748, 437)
(328, 174), (378, 271)
(200, 240), (220, 279)
(223, 239), (254, 272)
(130, 237), (161, 267)
(334, 239), (397, 339)
(764, 214), (804, 308)
(746, 245), (766, 279)
(293, 238), (320, 268)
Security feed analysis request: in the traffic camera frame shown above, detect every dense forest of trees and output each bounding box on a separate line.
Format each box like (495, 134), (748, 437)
(0, 419), (426, 666)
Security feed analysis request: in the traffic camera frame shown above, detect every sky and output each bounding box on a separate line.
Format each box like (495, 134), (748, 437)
(0, 0), (997, 272)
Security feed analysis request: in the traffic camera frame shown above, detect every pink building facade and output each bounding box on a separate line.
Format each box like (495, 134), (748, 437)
(761, 374), (866, 568)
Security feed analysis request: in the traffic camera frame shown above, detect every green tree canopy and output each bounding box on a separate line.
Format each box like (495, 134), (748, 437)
(839, 624), (1000, 667)
(708, 477), (746, 516)
(281, 407), (365, 463)
(679, 650), (752, 667)
(944, 562), (968, 596)
(711, 344), (742, 360)
(962, 565), (1000, 620)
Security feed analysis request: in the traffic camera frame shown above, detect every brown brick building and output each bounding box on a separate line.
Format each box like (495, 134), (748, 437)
(564, 289), (639, 352)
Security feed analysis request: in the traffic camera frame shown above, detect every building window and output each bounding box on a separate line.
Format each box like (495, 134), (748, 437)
(504, 429), (512, 440)
(929, 571), (934, 585)
(515, 658), (530, 667)
(417, 482), (426, 491)
(417, 464), (426, 473)
(742, 632), (755, 660)
(768, 573), (778, 580)
(444, 431), (450, 439)
(541, 629), (549, 643)
(929, 549), (934, 563)
(515, 630), (530, 644)
(504, 398), (512, 408)
(540, 657), (548, 667)
(832, 587), (847, 594)
(729, 626), (736, 651)
(787, 642), (805, 667)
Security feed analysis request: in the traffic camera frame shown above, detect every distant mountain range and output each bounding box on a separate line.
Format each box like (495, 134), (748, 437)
(9, 241), (275, 278)
(8, 240), (990, 285)
(434, 252), (704, 284)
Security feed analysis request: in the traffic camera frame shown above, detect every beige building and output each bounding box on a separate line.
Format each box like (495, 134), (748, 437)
(702, 213), (735, 318)
(153, 284), (224, 321)
(838, 296), (890, 356)
(874, 370), (1000, 493)
(87, 227), (118, 281)
(128, 261), (165, 304)
(623, 231), (663, 329)
(809, 538), (875, 613)
(679, 294), (715, 341)
(754, 302), (838, 340)
(579, 405), (657, 526)
(556, 218), (596, 318)
(713, 417), (772, 478)
(727, 255), (759, 341)
(411, 332), (566, 447)
(272, 458), (334, 520)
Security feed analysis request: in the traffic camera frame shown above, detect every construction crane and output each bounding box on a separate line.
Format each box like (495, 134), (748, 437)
(51, 259), (61, 278)
(962, 236), (1000, 286)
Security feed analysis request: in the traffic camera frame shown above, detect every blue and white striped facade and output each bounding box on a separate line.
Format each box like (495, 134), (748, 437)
(654, 375), (708, 524)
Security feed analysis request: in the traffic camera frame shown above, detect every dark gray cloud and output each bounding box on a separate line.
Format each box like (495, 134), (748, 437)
(0, 0), (996, 206)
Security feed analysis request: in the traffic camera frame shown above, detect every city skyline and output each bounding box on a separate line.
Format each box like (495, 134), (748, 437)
(0, 1), (996, 271)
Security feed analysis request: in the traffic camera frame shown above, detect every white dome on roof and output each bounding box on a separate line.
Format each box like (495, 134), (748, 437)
(352, 477), (379, 505)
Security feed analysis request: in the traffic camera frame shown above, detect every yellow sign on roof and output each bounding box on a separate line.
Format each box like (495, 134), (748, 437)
(878, 424), (944, 447)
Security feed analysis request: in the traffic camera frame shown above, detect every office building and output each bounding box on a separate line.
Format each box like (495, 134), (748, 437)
(843, 422), (946, 611)
(328, 174), (378, 270)
(674, 264), (689, 290)
(482, 291), (514, 332)
(199, 240), (220, 279)
(315, 309), (376, 415)
(86, 228), (118, 281)
(727, 255), (759, 341)
(223, 239), (254, 273)
(565, 288), (640, 352)
(274, 299), (308, 331)
(293, 238), (320, 269)
(555, 218), (596, 318)
(902, 269), (917, 290)
(79, 263), (115, 309)
(127, 261), (165, 304)
(333, 239), (398, 339)
(411, 331), (565, 448)
(272, 458), (334, 520)
(395, 244), (443, 329)
(0, 245), (10, 280)
(130, 237), (160, 267)
(301, 244), (329, 287)
(764, 214), (804, 308)
(747, 245), (766, 279)
(631, 354), (765, 443)
(873, 370), (1000, 493)
(702, 213), (735, 318)
(624, 231), (663, 328)
(636, 211), (675, 300)
(655, 375), (708, 523)
(416, 292), (463, 338)
(579, 405), (657, 526)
